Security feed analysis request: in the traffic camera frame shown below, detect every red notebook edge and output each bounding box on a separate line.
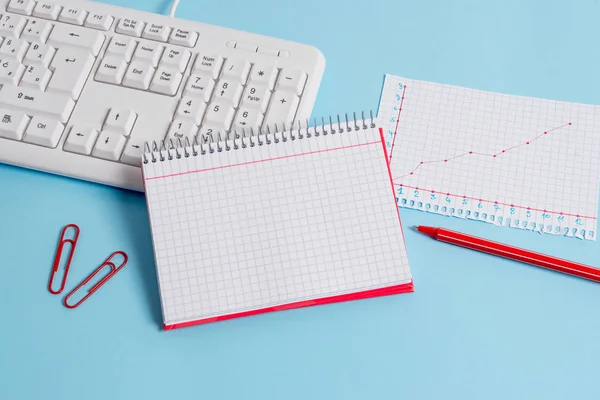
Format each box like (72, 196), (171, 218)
(163, 127), (414, 331)
(164, 281), (414, 330)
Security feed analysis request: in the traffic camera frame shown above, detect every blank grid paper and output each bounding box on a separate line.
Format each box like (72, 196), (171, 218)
(378, 75), (600, 240)
(143, 126), (412, 327)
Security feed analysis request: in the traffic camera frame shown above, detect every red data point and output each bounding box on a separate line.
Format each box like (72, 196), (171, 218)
(568, 122), (572, 125)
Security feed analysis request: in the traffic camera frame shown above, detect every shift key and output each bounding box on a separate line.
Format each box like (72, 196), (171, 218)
(0, 85), (75, 123)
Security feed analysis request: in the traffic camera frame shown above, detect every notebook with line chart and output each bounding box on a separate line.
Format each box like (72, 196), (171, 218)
(378, 74), (600, 240)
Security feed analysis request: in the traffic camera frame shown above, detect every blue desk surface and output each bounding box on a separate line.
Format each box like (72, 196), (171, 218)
(2, 0), (600, 398)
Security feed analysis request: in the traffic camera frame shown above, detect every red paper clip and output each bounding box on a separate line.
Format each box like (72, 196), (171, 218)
(63, 251), (128, 309)
(48, 224), (80, 295)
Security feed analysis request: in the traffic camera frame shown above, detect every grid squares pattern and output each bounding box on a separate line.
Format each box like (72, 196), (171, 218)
(143, 126), (411, 325)
(378, 75), (600, 236)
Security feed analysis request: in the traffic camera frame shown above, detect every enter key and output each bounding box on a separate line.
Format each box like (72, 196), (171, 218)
(48, 47), (95, 100)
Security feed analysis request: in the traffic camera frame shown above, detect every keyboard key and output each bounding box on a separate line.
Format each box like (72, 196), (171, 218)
(212, 78), (243, 105)
(264, 90), (299, 127)
(0, 59), (25, 85)
(175, 96), (206, 125)
(166, 119), (197, 142)
(232, 107), (263, 132)
(24, 43), (55, 67)
(58, 7), (88, 25)
(21, 64), (51, 90)
(47, 24), (105, 56)
(204, 100), (235, 131)
(106, 36), (136, 61)
(115, 18), (144, 37)
(192, 54), (223, 79)
(23, 116), (64, 147)
(150, 66), (182, 95)
(0, 37), (29, 61)
(221, 58), (250, 83)
(121, 137), (145, 166)
(241, 84), (271, 112)
(143, 23), (170, 42)
(123, 61), (154, 90)
(7, 0), (36, 15)
(92, 130), (126, 160)
(84, 13), (113, 31)
(276, 67), (307, 95)
(104, 108), (137, 136)
(248, 63), (277, 89)
(0, 109), (29, 140)
(64, 126), (99, 155)
(95, 55), (128, 85)
(168, 28), (198, 47)
(132, 42), (163, 67)
(198, 124), (220, 141)
(48, 48), (95, 99)
(183, 74), (214, 101)
(160, 47), (190, 72)
(21, 19), (53, 43)
(33, 2), (62, 20)
(0, 15), (26, 37)
(0, 85), (75, 123)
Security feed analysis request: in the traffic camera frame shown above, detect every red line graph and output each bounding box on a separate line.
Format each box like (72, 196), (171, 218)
(388, 85), (407, 162)
(393, 183), (596, 220)
(397, 122), (572, 178)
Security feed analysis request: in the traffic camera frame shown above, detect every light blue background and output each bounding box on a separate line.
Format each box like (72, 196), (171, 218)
(1, 0), (599, 398)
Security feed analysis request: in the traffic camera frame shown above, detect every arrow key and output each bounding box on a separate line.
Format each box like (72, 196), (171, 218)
(232, 107), (264, 133)
(175, 96), (206, 125)
(92, 130), (127, 161)
(213, 78), (243, 106)
(64, 125), (99, 155)
(121, 137), (146, 166)
(104, 108), (137, 136)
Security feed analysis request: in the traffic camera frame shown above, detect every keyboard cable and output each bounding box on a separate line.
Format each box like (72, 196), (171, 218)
(169, 0), (180, 17)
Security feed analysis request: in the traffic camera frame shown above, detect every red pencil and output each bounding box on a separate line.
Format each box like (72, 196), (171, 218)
(414, 225), (600, 283)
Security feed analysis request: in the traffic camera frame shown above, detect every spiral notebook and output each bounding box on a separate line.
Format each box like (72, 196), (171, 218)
(142, 115), (414, 330)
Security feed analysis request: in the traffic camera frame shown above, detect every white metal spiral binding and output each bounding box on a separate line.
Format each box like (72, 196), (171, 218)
(142, 111), (376, 164)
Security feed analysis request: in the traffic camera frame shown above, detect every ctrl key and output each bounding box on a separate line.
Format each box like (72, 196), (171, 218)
(22, 116), (64, 148)
(0, 109), (30, 140)
(92, 130), (126, 161)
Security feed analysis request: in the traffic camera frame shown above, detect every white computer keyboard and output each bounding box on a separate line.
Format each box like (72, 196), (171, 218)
(0, 0), (325, 191)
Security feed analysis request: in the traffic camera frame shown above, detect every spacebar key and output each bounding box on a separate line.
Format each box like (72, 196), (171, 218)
(0, 86), (75, 123)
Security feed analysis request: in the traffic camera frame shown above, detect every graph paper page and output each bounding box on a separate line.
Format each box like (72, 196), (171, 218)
(378, 74), (600, 240)
(143, 125), (411, 326)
